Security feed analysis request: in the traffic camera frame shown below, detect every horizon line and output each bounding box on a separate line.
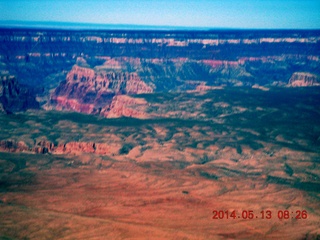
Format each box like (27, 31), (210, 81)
(1, 20), (320, 31)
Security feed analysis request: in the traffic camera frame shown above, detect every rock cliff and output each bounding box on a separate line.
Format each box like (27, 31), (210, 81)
(0, 139), (120, 156)
(50, 63), (153, 114)
(101, 95), (150, 118)
(0, 140), (29, 152)
(288, 72), (319, 86)
(0, 75), (39, 113)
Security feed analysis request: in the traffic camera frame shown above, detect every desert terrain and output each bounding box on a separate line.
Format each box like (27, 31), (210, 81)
(0, 28), (319, 239)
(0, 87), (319, 239)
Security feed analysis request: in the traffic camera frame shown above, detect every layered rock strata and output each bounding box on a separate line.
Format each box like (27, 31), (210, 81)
(288, 72), (320, 86)
(50, 64), (153, 115)
(0, 139), (119, 155)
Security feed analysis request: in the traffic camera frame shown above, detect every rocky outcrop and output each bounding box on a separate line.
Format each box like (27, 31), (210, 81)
(101, 95), (150, 118)
(54, 142), (118, 155)
(0, 140), (29, 152)
(0, 75), (39, 113)
(50, 96), (96, 113)
(0, 139), (120, 156)
(0, 139), (56, 153)
(94, 143), (112, 155)
(288, 72), (320, 86)
(50, 64), (153, 114)
(55, 142), (96, 154)
(34, 139), (55, 154)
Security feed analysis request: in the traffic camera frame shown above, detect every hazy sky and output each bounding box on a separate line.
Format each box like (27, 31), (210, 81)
(1, 0), (320, 29)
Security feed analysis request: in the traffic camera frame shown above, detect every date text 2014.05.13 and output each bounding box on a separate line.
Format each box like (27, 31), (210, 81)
(212, 210), (308, 220)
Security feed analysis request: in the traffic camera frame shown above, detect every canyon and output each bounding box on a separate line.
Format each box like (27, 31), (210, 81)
(0, 28), (319, 239)
(0, 28), (319, 116)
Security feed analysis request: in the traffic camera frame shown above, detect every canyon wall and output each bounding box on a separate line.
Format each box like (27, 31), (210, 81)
(0, 75), (39, 113)
(289, 72), (320, 86)
(0, 28), (319, 115)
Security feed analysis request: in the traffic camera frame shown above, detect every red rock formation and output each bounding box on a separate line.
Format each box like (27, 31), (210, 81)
(94, 143), (110, 155)
(0, 138), (119, 156)
(125, 77), (153, 94)
(101, 95), (149, 118)
(34, 139), (55, 154)
(50, 65), (153, 114)
(53, 96), (95, 114)
(203, 60), (239, 67)
(53, 142), (115, 155)
(288, 72), (319, 86)
(56, 142), (96, 154)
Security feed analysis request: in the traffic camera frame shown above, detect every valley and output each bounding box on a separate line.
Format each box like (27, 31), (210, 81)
(1, 87), (320, 239)
(0, 28), (319, 239)
(1, 29), (320, 116)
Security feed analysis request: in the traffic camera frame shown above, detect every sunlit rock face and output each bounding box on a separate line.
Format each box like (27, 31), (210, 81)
(49, 63), (153, 115)
(288, 72), (320, 86)
(100, 95), (150, 118)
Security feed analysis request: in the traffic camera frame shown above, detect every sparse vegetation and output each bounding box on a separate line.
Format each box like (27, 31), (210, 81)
(119, 143), (135, 155)
(0, 87), (320, 239)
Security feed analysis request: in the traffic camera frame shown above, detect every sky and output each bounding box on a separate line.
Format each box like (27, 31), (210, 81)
(0, 0), (320, 29)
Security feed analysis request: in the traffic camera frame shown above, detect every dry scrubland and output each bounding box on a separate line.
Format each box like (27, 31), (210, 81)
(0, 87), (320, 239)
